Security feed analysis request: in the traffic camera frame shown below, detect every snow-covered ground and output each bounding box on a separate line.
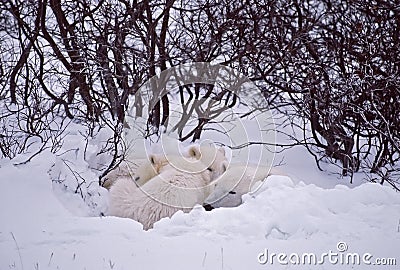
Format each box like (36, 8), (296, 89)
(1, 120), (399, 269)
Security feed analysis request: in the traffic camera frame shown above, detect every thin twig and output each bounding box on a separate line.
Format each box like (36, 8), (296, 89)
(48, 252), (54, 267)
(10, 232), (24, 270)
(221, 247), (224, 270)
(202, 252), (207, 267)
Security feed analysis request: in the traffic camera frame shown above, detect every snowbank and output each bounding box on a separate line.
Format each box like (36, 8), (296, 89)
(0, 151), (399, 269)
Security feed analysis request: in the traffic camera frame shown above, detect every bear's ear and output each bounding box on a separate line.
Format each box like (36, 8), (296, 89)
(149, 154), (160, 165)
(218, 147), (225, 156)
(188, 145), (201, 159)
(148, 154), (168, 173)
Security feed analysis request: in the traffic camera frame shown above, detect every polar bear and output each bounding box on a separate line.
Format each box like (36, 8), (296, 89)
(108, 154), (213, 230)
(203, 162), (287, 210)
(184, 144), (227, 181)
(101, 158), (159, 189)
(102, 152), (178, 189)
(102, 144), (227, 189)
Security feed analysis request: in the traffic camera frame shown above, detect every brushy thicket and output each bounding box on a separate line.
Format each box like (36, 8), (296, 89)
(0, 0), (399, 189)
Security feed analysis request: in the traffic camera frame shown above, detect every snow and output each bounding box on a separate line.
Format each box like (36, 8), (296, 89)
(0, 98), (399, 269)
(1, 139), (399, 269)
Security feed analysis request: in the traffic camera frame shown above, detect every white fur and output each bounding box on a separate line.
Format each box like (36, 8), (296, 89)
(104, 144), (227, 189)
(102, 155), (169, 189)
(108, 155), (213, 230)
(102, 159), (145, 189)
(184, 144), (227, 180)
(133, 155), (170, 186)
(204, 162), (287, 208)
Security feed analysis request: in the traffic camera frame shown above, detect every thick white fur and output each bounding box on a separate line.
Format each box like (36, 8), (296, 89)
(103, 144), (227, 189)
(184, 144), (227, 180)
(102, 159), (142, 190)
(102, 153), (174, 189)
(108, 154), (213, 230)
(204, 162), (287, 208)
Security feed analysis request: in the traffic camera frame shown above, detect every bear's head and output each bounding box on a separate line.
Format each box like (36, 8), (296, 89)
(133, 153), (204, 184)
(102, 162), (132, 189)
(202, 161), (244, 209)
(133, 144), (227, 187)
(185, 144), (227, 180)
(202, 161), (267, 210)
(133, 154), (170, 186)
(135, 153), (215, 187)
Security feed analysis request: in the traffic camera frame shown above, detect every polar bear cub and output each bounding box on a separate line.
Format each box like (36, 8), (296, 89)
(101, 159), (142, 189)
(103, 156), (168, 189)
(131, 145), (227, 187)
(184, 144), (227, 181)
(103, 144), (227, 189)
(203, 162), (287, 210)
(108, 154), (213, 230)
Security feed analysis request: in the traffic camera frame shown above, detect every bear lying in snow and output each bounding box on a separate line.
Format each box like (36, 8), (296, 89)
(101, 158), (158, 189)
(134, 144), (227, 185)
(133, 144), (227, 186)
(108, 154), (214, 230)
(102, 144), (227, 189)
(203, 162), (287, 210)
(183, 144), (227, 180)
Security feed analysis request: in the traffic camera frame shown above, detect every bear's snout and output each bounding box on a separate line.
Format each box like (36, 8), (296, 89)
(203, 203), (214, 211)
